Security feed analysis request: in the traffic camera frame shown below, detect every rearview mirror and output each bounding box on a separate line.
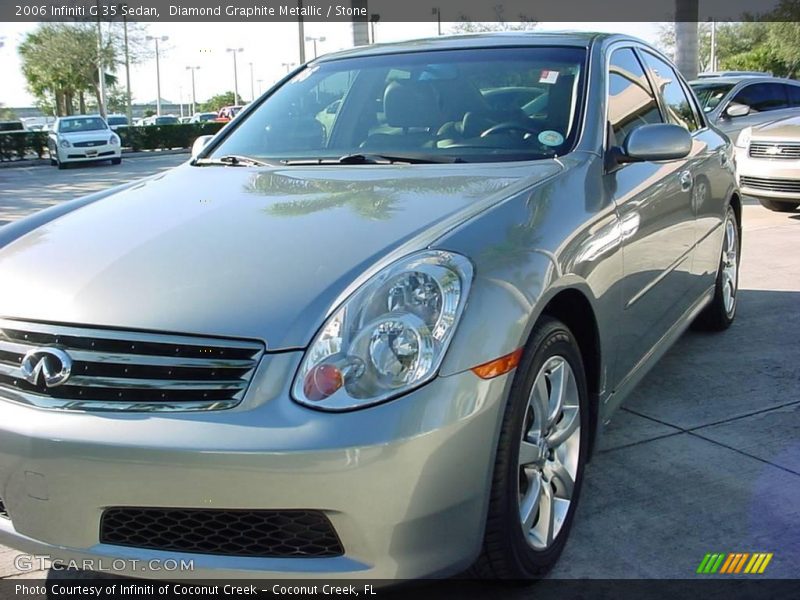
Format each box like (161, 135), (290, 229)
(617, 123), (692, 163)
(724, 102), (750, 118)
(191, 135), (214, 158)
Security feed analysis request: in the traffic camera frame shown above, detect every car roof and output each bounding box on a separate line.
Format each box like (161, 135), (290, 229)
(58, 114), (104, 120)
(315, 31), (634, 63)
(689, 76), (800, 86)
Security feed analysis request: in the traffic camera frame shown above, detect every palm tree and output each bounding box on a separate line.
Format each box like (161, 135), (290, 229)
(674, 0), (699, 79)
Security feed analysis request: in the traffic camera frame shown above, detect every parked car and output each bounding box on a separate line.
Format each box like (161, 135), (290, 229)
(46, 115), (121, 169)
(215, 104), (243, 122)
(141, 114), (180, 126)
(189, 111), (220, 123)
(696, 71), (773, 79)
(734, 114), (800, 212)
(179, 116), (192, 124)
(0, 33), (739, 581)
(105, 114), (129, 130)
(689, 75), (800, 140)
(0, 120), (25, 132)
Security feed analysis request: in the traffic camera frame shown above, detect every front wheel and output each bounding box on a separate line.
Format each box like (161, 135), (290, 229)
(471, 316), (589, 579)
(111, 157), (122, 165)
(758, 198), (798, 212)
(694, 205), (740, 331)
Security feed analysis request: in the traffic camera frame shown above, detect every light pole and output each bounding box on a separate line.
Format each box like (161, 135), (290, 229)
(95, 0), (106, 118)
(121, 8), (132, 124)
(249, 62), (255, 101)
(432, 7), (442, 36)
(226, 47), (244, 105)
(304, 35), (326, 59)
(369, 15), (380, 44)
(146, 35), (169, 116)
(297, 0), (306, 63)
(186, 66), (200, 115)
(709, 19), (717, 72)
(257, 79), (264, 95)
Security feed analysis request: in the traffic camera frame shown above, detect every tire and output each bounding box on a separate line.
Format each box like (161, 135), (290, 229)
(111, 157), (121, 165)
(757, 198), (798, 213)
(694, 205), (740, 331)
(471, 316), (589, 579)
(56, 159), (66, 170)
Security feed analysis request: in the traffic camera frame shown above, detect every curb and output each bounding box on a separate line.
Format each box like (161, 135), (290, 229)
(0, 148), (190, 170)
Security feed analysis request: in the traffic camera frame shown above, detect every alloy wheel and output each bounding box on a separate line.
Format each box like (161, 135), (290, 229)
(517, 355), (581, 550)
(721, 212), (738, 316)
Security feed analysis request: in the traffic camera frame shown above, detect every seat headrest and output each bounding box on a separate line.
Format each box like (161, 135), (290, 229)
(384, 80), (442, 129)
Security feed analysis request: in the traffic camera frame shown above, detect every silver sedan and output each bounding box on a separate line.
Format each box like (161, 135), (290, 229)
(0, 33), (739, 581)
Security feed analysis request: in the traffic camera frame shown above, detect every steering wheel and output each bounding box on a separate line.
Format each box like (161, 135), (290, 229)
(480, 121), (540, 138)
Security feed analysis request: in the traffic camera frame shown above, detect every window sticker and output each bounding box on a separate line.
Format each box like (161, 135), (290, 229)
(538, 130), (564, 146)
(539, 70), (559, 84)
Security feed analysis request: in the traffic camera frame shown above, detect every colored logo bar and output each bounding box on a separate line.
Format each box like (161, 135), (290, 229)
(697, 552), (773, 574)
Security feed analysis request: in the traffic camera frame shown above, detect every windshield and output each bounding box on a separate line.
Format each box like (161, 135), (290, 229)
(107, 116), (128, 126)
(689, 82), (735, 112)
(58, 117), (108, 133)
(156, 116), (179, 125)
(208, 47), (587, 163)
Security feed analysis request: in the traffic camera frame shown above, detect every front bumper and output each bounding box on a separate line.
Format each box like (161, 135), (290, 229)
(57, 143), (121, 163)
(735, 146), (800, 200)
(0, 352), (511, 580)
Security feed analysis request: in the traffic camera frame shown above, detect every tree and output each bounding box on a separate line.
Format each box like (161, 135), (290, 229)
(657, 21), (799, 77)
(450, 4), (536, 33)
(19, 23), (116, 116)
(201, 92), (237, 112)
(18, 21), (150, 117)
(0, 104), (16, 120)
(767, 22), (800, 77)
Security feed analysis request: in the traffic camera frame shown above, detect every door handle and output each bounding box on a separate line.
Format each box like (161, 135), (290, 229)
(680, 170), (693, 192)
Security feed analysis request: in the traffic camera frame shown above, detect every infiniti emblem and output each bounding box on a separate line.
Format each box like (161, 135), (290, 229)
(19, 348), (73, 388)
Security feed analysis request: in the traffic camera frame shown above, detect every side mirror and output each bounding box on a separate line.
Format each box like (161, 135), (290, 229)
(616, 123), (692, 163)
(724, 102), (750, 118)
(191, 135), (214, 158)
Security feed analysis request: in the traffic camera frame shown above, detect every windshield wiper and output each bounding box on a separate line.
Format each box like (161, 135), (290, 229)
(282, 153), (466, 166)
(194, 155), (274, 167)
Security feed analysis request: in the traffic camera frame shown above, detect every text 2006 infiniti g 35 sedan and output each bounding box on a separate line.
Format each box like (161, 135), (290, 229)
(0, 33), (739, 580)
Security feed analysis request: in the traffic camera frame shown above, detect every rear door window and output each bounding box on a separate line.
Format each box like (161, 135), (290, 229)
(730, 83), (789, 112)
(785, 84), (800, 107)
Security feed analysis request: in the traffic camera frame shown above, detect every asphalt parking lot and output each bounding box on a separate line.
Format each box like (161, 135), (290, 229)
(0, 155), (798, 582)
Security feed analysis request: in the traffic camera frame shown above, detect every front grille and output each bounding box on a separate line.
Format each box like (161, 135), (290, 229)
(100, 508), (344, 558)
(0, 497), (8, 519)
(740, 175), (800, 194)
(0, 319), (264, 412)
(72, 140), (106, 148)
(749, 142), (800, 159)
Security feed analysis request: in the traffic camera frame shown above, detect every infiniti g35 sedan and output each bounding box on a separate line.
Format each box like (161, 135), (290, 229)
(0, 33), (740, 580)
(47, 115), (122, 169)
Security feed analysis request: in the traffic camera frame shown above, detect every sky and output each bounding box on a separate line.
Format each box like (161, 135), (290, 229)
(0, 21), (661, 110)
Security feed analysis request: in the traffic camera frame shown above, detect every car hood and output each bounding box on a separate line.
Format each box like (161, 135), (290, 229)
(0, 161), (559, 349)
(751, 114), (800, 139)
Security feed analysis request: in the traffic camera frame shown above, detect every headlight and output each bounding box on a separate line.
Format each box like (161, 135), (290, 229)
(59, 139), (71, 148)
(292, 250), (473, 411)
(735, 127), (752, 149)
(109, 134), (119, 145)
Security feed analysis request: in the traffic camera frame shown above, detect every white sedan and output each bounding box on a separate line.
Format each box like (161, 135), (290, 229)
(48, 115), (122, 169)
